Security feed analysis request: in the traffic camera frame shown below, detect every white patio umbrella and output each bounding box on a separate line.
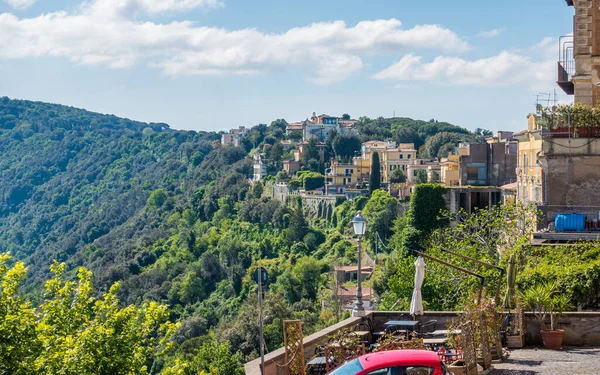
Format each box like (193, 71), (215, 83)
(409, 256), (426, 316)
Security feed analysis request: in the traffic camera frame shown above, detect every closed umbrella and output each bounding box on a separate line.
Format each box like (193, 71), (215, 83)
(503, 254), (516, 310)
(410, 256), (426, 316)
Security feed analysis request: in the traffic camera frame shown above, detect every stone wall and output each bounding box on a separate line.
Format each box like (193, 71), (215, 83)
(541, 137), (600, 206)
(524, 312), (600, 346)
(573, 0), (600, 106)
(244, 316), (366, 375)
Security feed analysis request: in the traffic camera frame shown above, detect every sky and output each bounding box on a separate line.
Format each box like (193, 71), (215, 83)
(0, 0), (575, 133)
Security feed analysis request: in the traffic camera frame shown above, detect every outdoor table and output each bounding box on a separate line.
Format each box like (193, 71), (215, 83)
(423, 337), (447, 351)
(423, 338), (447, 345)
(430, 329), (462, 336)
(352, 331), (371, 341)
(307, 356), (328, 375)
(383, 320), (419, 331)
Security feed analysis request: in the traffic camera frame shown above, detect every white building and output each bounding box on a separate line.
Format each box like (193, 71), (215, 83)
(221, 126), (247, 147)
(253, 153), (268, 181)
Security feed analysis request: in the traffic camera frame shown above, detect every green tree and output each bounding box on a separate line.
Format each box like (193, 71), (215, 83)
(302, 172), (325, 191)
(185, 338), (243, 375)
(369, 152), (381, 193)
(414, 169), (428, 184)
(302, 138), (320, 169)
(332, 134), (361, 162)
(341, 113), (351, 120)
(402, 184), (448, 252)
(269, 142), (284, 169)
(389, 168), (407, 183)
(286, 208), (309, 244)
(363, 190), (399, 242)
(0, 254), (178, 375)
(292, 257), (323, 300)
(148, 188), (168, 208)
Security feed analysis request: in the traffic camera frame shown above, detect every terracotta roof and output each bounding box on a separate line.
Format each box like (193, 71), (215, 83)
(334, 265), (374, 272)
(501, 182), (517, 190)
(286, 123), (303, 130)
(336, 285), (374, 298)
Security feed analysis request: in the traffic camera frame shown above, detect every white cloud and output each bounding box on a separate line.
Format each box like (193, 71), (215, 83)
(0, 1), (470, 84)
(373, 38), (556, 90)
(84, 0), (224, 19)
(477, 28), (505, 38)
(4, 0), (36, 10)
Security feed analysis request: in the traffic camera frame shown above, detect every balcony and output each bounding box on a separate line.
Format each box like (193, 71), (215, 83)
(534, 205), (600, 243)
(557, 36), (574, 95)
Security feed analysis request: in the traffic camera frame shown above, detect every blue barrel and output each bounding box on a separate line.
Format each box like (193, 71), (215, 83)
(555, 214), (567, 232)
(568, 213), (586, 232)
(556, 214), (586, 232)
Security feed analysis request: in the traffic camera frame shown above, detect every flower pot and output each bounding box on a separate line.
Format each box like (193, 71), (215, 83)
(507, 334), (524, 348)
(448, 360), (477, 375)
(541, 329), (564, 349)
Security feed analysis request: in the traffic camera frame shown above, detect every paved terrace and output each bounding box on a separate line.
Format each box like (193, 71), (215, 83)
(245, 311), (600, 375)
(493, 347), (600, 375)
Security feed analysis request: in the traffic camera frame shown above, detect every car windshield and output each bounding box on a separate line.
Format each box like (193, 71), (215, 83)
(329, 359), (364, 375)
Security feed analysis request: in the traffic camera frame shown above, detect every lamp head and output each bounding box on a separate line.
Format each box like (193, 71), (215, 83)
(352, 210), (367, 236)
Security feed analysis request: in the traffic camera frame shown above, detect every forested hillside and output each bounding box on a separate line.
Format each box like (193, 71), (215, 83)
(0, 97), (486, 372)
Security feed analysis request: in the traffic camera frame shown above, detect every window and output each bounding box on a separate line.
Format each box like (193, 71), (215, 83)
(347, 178), (351, 183)
(329, 359), (363, 375)
(364, 366), (435, 375)
(467, 167), (479, 180)
(400, 154), (404, 159)
(523, 153), (528, 170)
(529, 151), (533, 169)
(407, 154), (411, 159)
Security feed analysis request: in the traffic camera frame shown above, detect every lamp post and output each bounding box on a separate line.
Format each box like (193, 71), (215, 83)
(352, 211), (367, 317)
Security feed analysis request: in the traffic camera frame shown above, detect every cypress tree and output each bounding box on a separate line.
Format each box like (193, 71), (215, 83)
(369, 152), (381, 193)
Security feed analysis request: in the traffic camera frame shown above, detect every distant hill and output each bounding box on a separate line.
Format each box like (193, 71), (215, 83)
(0, 97), (230, 287)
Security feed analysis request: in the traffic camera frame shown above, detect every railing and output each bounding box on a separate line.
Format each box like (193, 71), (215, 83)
(537, 205), (600, 232)
(557, 35), (574, 95)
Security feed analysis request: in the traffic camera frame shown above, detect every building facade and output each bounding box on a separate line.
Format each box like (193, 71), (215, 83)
(513, 114), (544, 204)
(558, 0), (600, 105)
(252, 153), (268, 181)
(456, 135), (518, 187)
(221, 126), (247, 147)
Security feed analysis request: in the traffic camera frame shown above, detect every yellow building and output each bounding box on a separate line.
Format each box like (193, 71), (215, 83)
(440, 154), (460, 186)
(328, 160), (360, 186)
(513, 114), (543, 204)
(360, 141), (417, 183)
(327, 141), (419, 188)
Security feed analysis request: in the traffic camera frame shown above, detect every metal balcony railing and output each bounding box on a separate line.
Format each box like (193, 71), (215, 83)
(557, 36), (574, 95)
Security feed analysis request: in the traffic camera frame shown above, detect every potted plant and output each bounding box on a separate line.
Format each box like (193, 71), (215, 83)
(521, 282), (571, 349)
(506, 318), (525, 348)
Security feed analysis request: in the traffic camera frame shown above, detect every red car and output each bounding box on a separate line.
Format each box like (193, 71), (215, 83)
(327, 349), (452, 375)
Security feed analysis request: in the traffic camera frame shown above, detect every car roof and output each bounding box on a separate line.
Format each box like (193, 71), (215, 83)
(359, 350), (441, 369)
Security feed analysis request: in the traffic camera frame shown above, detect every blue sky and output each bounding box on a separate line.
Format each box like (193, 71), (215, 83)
(0, 0), (575, 132)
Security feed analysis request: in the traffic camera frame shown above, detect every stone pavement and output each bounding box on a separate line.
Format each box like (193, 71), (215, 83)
(491, 347), (600, 375)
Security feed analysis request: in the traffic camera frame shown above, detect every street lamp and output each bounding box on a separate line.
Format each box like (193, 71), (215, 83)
(352, 211), (367, 317)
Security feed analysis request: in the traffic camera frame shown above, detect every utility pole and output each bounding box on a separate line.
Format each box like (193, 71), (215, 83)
(258, 267), (265, 374)
(254, 266), (268, 374)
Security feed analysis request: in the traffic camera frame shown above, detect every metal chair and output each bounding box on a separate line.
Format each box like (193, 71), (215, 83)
(417, 320), (437, 337)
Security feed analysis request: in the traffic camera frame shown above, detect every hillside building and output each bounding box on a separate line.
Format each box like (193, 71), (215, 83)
(221, 126), (247, 147)
(252, 153), (268, 181)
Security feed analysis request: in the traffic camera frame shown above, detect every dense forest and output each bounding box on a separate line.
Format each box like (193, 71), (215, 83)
(0, 97), (526, 373)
